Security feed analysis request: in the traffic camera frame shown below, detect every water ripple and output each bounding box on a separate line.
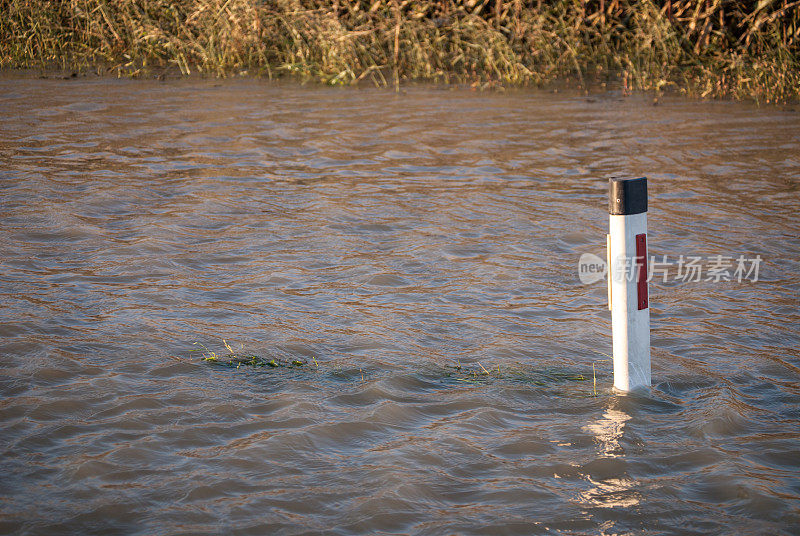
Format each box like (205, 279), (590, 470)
(1, 77), (799, 535)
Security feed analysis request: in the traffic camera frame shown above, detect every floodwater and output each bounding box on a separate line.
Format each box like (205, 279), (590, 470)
(1, 77), (799, 535)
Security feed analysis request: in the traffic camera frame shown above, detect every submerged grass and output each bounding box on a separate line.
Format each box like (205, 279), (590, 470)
(1, 0), (798, 102)
(443, 361), (594, 387)
(194, 341), (309, 369)
(193, 341), (605, 395)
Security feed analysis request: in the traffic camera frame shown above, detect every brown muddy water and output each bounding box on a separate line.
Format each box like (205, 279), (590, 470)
(1, 77), (799, 535)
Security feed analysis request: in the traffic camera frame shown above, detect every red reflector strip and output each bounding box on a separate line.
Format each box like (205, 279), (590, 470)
(636, 233), (648, 310)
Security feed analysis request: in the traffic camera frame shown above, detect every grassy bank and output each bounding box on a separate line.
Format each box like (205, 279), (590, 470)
(1, 0), (798, 102)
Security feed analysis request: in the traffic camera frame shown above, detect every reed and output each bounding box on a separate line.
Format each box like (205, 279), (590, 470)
(2, 1), (797, 101)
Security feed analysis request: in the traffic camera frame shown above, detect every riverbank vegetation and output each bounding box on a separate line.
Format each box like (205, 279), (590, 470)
(2, 0), (798, 102)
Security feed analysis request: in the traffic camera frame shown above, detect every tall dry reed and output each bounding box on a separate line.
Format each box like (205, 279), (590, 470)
(1, 0), (798, 102)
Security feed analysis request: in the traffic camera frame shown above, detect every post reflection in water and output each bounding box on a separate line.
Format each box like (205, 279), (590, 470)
(580, 403), (641, 510)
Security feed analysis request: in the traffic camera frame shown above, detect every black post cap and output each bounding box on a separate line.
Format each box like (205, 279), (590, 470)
(609, 177), (647, 215)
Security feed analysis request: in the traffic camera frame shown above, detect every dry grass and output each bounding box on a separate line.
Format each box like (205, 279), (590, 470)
(1, 0), (798, 102)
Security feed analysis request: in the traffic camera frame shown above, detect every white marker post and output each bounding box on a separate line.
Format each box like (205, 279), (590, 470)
(608, 177), (650, 391)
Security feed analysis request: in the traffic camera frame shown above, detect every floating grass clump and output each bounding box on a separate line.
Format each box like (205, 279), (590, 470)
(1, 0), (798, 102)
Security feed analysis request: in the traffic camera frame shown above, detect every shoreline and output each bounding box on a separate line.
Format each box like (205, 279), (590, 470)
(4, 68), (797, 111)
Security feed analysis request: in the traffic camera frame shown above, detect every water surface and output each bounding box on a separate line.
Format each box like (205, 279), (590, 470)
(1, 77), (799, 535)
